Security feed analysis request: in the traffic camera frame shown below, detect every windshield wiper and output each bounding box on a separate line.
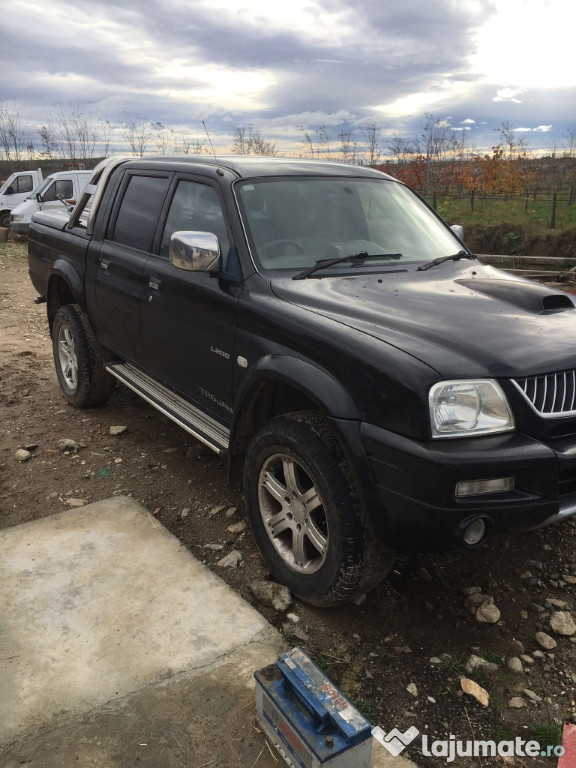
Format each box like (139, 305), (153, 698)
(293, 251), (402, 280)
(417, 251), (476, 272)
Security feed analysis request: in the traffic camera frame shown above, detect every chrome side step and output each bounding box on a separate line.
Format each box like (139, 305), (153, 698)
(106, 362), (230, 456)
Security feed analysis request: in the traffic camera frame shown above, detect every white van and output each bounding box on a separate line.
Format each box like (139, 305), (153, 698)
(10, 170), (92, 234)
(0, 169), (43, 227)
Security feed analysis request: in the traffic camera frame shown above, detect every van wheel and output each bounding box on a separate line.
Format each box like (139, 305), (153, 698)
(0, 211), (10, 228)
(244, 411), (395, 607)
(52, 304), (116, 407)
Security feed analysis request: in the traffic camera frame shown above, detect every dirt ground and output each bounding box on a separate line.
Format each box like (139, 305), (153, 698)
(1, 237), (575, 766)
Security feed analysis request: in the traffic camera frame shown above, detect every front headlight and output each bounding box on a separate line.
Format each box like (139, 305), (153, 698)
(429, 380), (514, 438)
(11, 215), (22, 223)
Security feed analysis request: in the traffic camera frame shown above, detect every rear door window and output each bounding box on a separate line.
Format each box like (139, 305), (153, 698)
(109, 174), (171, 252)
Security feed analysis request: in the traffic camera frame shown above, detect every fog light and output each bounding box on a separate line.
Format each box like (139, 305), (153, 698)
(455, 477), (514, 498)
(462, 518), (486, 546)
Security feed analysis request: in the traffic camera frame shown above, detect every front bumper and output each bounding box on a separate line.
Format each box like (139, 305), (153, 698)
(10, 221), (29, 234)
(357, 422), (576, 551)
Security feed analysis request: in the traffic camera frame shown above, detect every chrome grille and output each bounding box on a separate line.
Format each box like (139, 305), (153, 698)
(512, 370), (576, 415)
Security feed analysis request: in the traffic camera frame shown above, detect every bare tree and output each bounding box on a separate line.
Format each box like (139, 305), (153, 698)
(38, 124), (58, 158)
(495, 120), (528, 158)
(360, 118), (382, 166)
(121, 112), (153, 156)
(0, 102), (29, 161)
(339, 129), (358, 164)
(231, 125), (275, 155)
(387, 134), (418, 164)
(562, 127), (576, 159)
(153, 122), (175, 154)
(176, 136), (209, 155)
(299, 125), (330, 159)
(420, 112), (462, 197)
(99, 119), (111, 157)
(37, 103), (102, 165)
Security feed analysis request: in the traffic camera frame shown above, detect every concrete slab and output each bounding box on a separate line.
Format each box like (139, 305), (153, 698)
(0, 496), (417, 767)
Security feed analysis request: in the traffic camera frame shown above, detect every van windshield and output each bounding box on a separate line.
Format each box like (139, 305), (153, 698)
(30, 176), (54, 198)
(236, 177), (465, 272)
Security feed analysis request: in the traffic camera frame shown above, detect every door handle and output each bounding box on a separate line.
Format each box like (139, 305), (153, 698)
(100, 259), (110, 270)
(148, 277), (161, 290)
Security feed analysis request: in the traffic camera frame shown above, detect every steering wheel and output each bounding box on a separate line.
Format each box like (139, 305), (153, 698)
(260, 239), (305, 259)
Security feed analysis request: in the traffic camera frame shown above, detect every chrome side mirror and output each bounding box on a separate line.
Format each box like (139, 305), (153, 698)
(451, 224), (464, 240)
(169, 231), (220, 272)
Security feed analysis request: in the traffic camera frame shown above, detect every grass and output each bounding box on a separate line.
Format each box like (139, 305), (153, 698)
(530, 720), (564, 750)
(436, 195), (576, 232)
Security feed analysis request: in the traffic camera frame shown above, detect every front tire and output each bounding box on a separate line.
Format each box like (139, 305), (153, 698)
(52, 304), (116, 407)
(244, 411), (395, 607)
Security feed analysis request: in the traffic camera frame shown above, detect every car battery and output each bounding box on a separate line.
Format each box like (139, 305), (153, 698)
(254, 647), (373, 768)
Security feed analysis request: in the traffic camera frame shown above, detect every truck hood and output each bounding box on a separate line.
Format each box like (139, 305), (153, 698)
(270, 261), (576, 378)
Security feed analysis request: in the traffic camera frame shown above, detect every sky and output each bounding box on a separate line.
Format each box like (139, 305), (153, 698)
(2, 0), (576, 158)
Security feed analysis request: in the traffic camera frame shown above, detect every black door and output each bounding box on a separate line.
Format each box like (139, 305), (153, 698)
(140, 177), (240, 423)
(93, 172), (171, 362)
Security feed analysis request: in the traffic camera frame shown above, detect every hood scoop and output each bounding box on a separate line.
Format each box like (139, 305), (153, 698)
(456, 278), (574, 314)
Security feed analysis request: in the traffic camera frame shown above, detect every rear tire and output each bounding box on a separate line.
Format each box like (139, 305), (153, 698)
(52, 304), (116, 407)
(244, 411), (395, 607)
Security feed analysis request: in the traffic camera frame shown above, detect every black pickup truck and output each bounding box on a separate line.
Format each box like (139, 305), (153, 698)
(28, 155), (576, 606)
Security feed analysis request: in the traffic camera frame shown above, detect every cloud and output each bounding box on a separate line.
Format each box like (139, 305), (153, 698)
(492, 88), (526, 103)
(0, 0), (573, 155)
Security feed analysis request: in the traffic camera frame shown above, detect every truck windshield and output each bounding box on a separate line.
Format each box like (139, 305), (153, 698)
(237, 177), (465, 272)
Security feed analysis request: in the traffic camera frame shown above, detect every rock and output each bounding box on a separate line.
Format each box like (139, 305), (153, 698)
(216, 550), (242, 568)
(460, 678), (489, 707)
(109, 425), (127, 435)
(550, 610), (576, 636)
(465, 593), (492, 608)
(523, 689), (543, 702)
(226, 520), (247, 534)
(225, 506), (237, 517)
(476, 600), (501, 623)
(341, 669), (362, 694)
(507, 656), (524, 674)
(529, 602), (546, 614)
(65, 498), (88, 507)
(535, 631), (557, 650)
(249, 579), (292, 611)
(520, 654), (534, 665)
(15, 449), (31, 462)
(286, 613), (299, 623)
(57, 438), (83, 452)
(462, 586), (482, 596)
(429, 657), (442, 665)
(208, 505), (226, 518)
(353, 593), (367, 606)
(563, 574), (576, 585)
(508, 697), (527, 708)
(519, 571), (533, 580)
(180, 507), (190, 518)
(532, 650), (545, 659)
(406, 683), (418, 697)
(546, 598), (567, 609)
(185, 444), (205, 460)
(466, 654), (499, 674)
(204, 543), (224, 551)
